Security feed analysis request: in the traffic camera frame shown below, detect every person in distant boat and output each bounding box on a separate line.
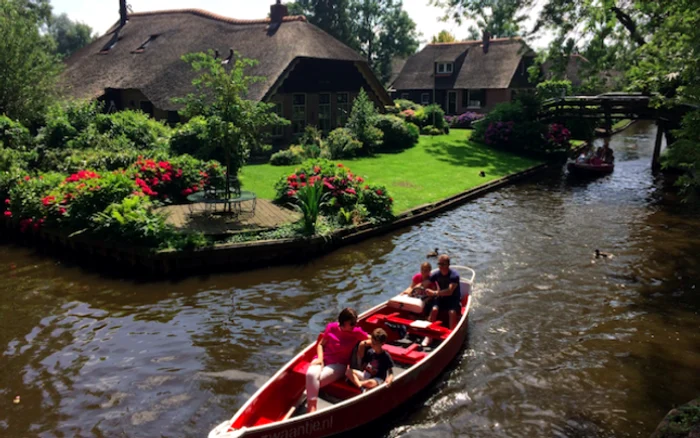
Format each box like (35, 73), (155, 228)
(346, 328), (395, 391)
(306, 308), (369, 413)
(604, 146), (614, 164)
(402, 262), (438, 298)
(425, 255), (461, 330)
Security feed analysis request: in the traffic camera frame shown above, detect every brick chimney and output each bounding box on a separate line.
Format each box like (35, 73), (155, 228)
(270, 0), (288, 23)
(119, 0), (128, 27)
(482, 30), (491, 54)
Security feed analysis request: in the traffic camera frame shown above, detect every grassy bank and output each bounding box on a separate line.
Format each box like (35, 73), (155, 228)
(240, 130), (540, 213)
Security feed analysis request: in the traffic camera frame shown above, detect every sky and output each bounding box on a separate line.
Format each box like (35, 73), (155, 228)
(50, 0), (550, 49)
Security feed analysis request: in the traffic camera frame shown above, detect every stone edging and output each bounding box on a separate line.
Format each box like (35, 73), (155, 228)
(1, 163), (548, 276)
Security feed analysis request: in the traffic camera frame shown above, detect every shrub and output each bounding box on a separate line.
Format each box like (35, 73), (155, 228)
(129, 155), (223, 202)
(299, 125), (324, 149)
(563, 118), (597, 141)
(421, 125), (443, 136)
(39, 101), (102, 150)
(170, 116), (209, 157)
(536, 79), (573, 100)
(291, 178), (327, 234)
(395, 99), (423, 112)
(662, 110), (700, 201)
(447, 111), (485, 129)
(0, 116), (32, 150)
(94, 111), (171, 151)
(375, 115), (419, 151)
(274, 159), (393, 222)
(545, 123), (572, 153)
(6, 173), (65, 224)
(399, 108), (428, 127)
(346, 89), (383, 154)
(270, 149), (302, 166)
(40, 147), (145, 173)
(322, 128), (362, 159)
(92, 194), (174, 248)
(422, 104), (447, 129)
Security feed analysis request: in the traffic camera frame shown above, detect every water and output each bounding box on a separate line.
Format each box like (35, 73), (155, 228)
(1, 122), (699, 438)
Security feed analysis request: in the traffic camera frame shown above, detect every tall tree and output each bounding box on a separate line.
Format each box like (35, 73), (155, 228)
(286, 0), (358, 50)
(0, 0), (61, 124)
(48, 13), (95, 58)
(354, 0), (420, 84)
(432, 0), (526, 39)
(432, 30), (457, 43)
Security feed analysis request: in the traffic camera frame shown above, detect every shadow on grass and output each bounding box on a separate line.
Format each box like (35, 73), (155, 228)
(423, 138), (535, 175)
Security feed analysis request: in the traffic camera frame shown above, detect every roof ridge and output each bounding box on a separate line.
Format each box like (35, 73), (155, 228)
(428, 36), (523, 46)
(128, 9), (307, 25)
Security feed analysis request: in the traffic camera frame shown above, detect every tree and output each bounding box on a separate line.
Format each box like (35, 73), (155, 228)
(432, 0), (526, 39)
(0, 0), (62, 124)
(174, 51), (289, 198)
(49, 13), (95, 58)
(346, 88), (382, 154)
(354, 0), (420, 84)
(432, 30), (457, 43)
(287, 0), (358, 50)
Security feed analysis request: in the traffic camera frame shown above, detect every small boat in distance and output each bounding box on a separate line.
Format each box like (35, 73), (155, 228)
(567, 160), (615, 176)
(208, 266), (476, 438)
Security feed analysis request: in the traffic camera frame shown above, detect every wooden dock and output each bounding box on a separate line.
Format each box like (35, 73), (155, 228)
(158, 200), (300, 236)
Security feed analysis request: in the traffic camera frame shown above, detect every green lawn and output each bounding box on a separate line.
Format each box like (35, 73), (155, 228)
(240, 130), (540, 213)
(612, 119), (631, 131)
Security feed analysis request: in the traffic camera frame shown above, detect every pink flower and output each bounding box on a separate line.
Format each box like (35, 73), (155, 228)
(58, 207), (67, 215)
(3, 211), (11, 217)
(287, 190), (297, 197)
(299, 173), (306, 181)
(181, 188), (193, 196)
(345, 188), (356, 195)
(4, 199), (9, 205)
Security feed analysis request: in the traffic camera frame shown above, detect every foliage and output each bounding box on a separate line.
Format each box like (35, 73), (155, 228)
(432, 30), (457, 43)
(321, 128), (362, 159)
(130, 156), (224, 202)
(398, 108), (428, 127)
(563, 118), (597, 141)
(174, 51), (289, 186)
(291, 178), (327, 234)
(421, 125), (444, 136)
(423, 104), (448, 130)
(346, 89), (383, 154)
(48, 13), (95, 58)
(92, 195), (175, 248)
(270, 149), (303, 166)
(169, 116), (216, 160)
(287, 0), (358, 51)
(395, 99), (423, 112)
(662, 111), (700, 201)
(545, 123), (572, 151)
(6, 172), (64, 222)
(0, 0), (62, 124)
(93, 111), (171, 151)
(446, 111), (485, 128)
(274, 159), (393, 222)
(299, 125), (324, 149)
(38, 100), (102, 150)
(375, 115), (420, 151)
(536, 79), (573, 100)
(0, 116), (32, 150)
(431, 0), (525, 39)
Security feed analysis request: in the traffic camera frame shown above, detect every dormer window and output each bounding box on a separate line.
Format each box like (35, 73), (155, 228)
(436, 62), (454, 75)
(132, 35), (159, 53)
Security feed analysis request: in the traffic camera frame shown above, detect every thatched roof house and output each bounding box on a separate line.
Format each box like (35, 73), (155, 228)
(390, 34), (536, 115)
(61, 1), (392, 139)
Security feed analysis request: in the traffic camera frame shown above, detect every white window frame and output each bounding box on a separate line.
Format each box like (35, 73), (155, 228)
(421, 93), (430, 105)
(437, 62), (454, 74)
(336, 92), (350, 127)
(292, 94), (306, 134)
(464, 89), (483, 109)
(318, 93), (331, 133)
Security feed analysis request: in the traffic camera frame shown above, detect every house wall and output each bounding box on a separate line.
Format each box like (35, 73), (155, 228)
(393, 88), (513, 115)
(270, 91), (360, 141)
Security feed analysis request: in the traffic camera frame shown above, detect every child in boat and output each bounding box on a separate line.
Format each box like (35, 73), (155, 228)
(346, 328), (395, 391)
(306, 308), (370, 413)
(402, 262), (438, 298)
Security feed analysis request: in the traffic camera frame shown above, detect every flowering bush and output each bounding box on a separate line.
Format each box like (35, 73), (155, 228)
(447, 112), (485, 128)
(128, 156), (225, 202)
(375, 115), (419, 151)
(546, 123), (572, 151)
(484, 121), (515, 147)
(6, 173), (65, 226)
(274, 159), (393, 222)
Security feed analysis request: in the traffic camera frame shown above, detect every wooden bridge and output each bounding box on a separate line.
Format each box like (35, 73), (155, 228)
(540, 93), (695, 170)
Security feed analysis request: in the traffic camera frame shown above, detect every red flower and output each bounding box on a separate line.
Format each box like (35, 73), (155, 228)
(299, 173), (306, 181)
(323, 180), (335, 190)
(345, 188), (357, 195)
(337, 163), (344, 168)
(356, 177), (364, 183)
(58, 207), (67, 215)
(182, 188), (193, 196)
(4, 199), (9, 205)
(287, 190), (297, 197)
(313, 166), (321, 174)
(376, 189), (383, 196)
(24, 176), (30, 181)
(290, 181), (298, 188)
(364, 185), (370, 190)
(41, 195), (56, 207)
(3, 211), (11, 217)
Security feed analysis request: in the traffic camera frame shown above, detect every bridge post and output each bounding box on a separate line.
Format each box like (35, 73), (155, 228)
(603, 101), (613, 135)
(652, 121), (665, 173)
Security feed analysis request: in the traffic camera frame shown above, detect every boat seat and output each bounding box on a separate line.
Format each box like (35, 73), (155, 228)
(382, 343), (427, 365)
(367, 313), (450, 339)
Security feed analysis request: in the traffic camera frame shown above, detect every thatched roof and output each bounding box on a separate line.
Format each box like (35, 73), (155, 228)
(542, 54), (589, 86)
(61, 9), (387, 110)
(391, 37), (534, 91)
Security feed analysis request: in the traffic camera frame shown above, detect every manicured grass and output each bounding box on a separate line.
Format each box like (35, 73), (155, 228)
(239, 130), (540, 213)
(612, 119), (631, 131)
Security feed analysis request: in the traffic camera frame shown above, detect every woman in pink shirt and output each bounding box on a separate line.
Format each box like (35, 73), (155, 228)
(305, 308), (369, 413)
(402, 262), (438, 297)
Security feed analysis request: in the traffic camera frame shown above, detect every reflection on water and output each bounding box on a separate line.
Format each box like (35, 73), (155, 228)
(1, 122), (699, 438)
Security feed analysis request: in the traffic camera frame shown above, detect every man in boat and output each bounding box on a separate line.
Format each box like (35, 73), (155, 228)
(425, 255), (461, 330)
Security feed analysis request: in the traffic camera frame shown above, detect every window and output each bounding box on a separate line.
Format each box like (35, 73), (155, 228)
(436, 62), (454, 74)
(99, 35), (119, 54)
(319, 94), (331, 133)
(272, 102), (284, 137)
(132, 35), (159, 53)
(401, 93), (410, 100)
(292, 94), (306, 134)
(462, 89), (485, 108)
(421, 93), (430, 105)
(336, 93), (350, 127)
(139, 101), (154, 116)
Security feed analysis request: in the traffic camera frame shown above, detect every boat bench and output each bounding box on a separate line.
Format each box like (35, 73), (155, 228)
(367, 312), (451, 340)
(381, 343), (426, 365)
(290, 361), (362, 401)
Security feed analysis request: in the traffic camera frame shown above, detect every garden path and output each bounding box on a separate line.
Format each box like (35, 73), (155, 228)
(159, 200), (300, 235)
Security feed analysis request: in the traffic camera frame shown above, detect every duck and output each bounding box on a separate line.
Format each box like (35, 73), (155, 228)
(595, 249), (614, 259)
(479, 171), (486, 177)
(426, 248), (439, 258)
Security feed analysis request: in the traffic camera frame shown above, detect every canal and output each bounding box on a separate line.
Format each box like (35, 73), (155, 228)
(1, 121), (699, 437)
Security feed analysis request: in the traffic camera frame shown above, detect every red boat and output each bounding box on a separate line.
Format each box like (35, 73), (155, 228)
(567, 160), (615, 175)
(208, 266), (476, 438)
